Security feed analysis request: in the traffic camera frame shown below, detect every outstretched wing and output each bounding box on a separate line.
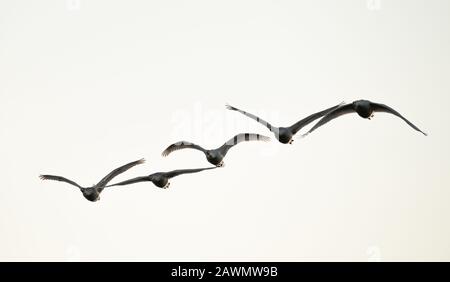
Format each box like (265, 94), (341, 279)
(219, 133), (270, 155)
(304, 103), (356, 136)
(39, 175), (83, 189)
(371, 103), (427, 136)
(106, 176), (151, 188)
(162, 141), (207, 157)
(289, 102), (345, 135)
(164, 167), (217, 179)
(96, 158), (145, 189)
(226, 104), (278, 133)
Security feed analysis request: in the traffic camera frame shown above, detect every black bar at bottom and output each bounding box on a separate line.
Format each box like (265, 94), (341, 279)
(0, 262), (447, 280)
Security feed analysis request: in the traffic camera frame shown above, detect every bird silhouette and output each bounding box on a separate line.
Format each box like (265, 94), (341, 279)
(162, 133), (270, 167)
(107, 167), (216, 189)
(303, 100), (427, 136)
(39, 159), (145, 202)
(226, 102), (343, 144)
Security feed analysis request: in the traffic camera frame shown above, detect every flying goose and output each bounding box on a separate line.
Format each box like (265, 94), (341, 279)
(39, 159), (145, 202)
(303, 100), (427, 136)
(107, 167), (216, 189)
(226, 102), (343, 144)
(162, 133), (270, 167)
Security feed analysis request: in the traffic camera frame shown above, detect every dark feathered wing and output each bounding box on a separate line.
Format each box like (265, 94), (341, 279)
(226, 104), (278, 133)
(289, 102), (345, 135)
(106, 176), (152, 188)
(164, 167), (217, 179)
(162, 141), (207, 157)
(304, 103), (356, 135)
(96, 158), (145, 189)
(39, 175), (83, 189)
(371, 103), (427, 136)
(219, 133), (270, 155)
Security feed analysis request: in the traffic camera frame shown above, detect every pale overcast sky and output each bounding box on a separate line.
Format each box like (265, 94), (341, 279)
(0, 0), (449, 261)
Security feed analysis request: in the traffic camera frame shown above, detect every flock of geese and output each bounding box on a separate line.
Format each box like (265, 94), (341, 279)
(40, 99), (427, 202)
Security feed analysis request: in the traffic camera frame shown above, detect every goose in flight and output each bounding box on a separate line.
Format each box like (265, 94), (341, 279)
(226, 102), (343, 144)
(162, 133), (270, 167)
(107, 167), (216, 189)
(39, 159), (145, 202)
(303, 100), (427, 136)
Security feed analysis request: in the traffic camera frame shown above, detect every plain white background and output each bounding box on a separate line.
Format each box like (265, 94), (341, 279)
(0, 0), (449, 261)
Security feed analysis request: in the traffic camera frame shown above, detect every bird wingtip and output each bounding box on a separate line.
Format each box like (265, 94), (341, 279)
(225, 104), (235, 110)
